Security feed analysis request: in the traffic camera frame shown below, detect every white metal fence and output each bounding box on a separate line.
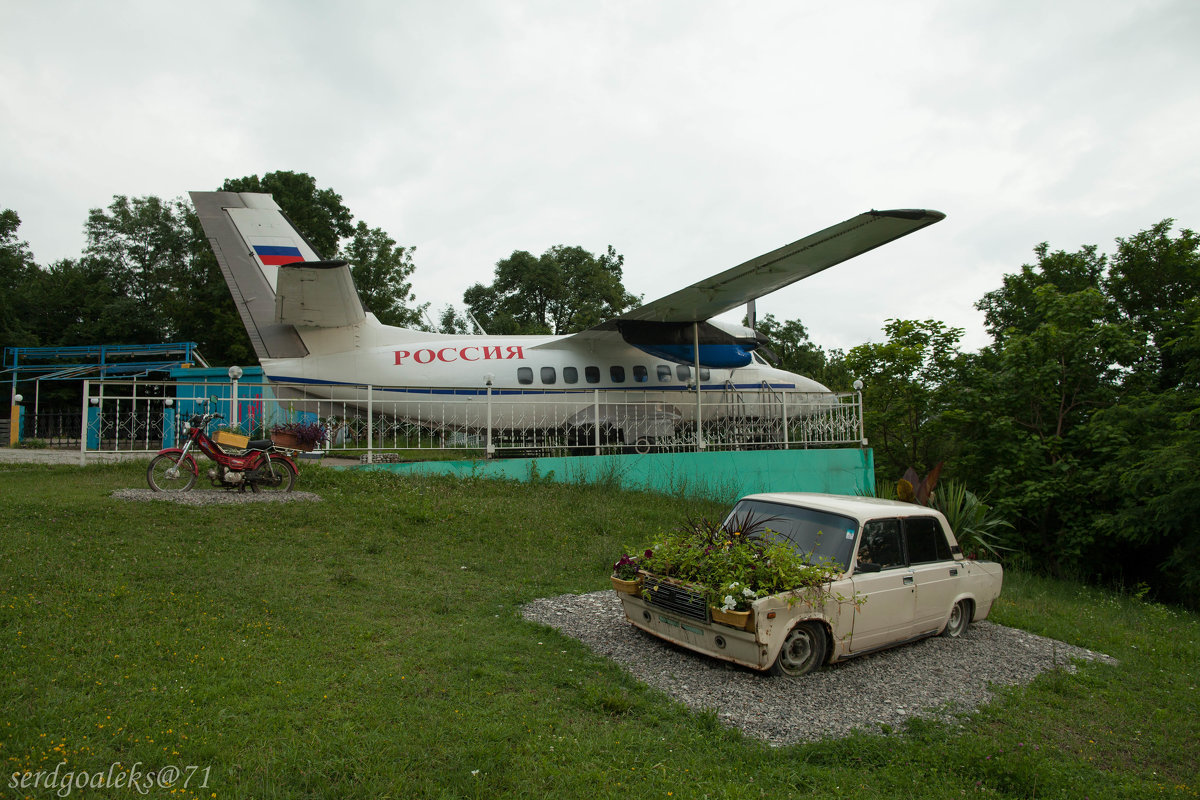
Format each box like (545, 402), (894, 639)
(74, 378), (865, 458)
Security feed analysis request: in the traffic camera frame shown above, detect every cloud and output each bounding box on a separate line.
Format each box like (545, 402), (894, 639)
(2, 0), (1198, 355)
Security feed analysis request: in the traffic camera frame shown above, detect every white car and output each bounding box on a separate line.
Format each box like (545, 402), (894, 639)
(617, 492), (1004, 676)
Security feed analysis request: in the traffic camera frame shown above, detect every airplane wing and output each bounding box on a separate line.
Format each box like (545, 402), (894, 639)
(619, 208), (944, 324)
(538, 208), (945, 367)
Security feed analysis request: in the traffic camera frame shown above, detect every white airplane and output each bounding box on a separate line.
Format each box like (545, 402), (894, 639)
(190, 191), (943, 445)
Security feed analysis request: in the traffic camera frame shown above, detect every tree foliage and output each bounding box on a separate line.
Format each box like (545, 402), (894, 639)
(339, 221), (426, 328)
(954, 224), (1200, 604)
(0, 209), (38, 350)
(464, 244), (639, 335)
(844, 319), (965, 480)
(753, 314), (852, 389)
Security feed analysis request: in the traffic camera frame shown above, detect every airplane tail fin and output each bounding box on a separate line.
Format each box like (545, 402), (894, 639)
(190, 191), (369, 361)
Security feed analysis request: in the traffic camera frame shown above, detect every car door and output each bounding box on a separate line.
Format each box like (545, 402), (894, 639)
(848, 518), (917, 652)
(904, 515), (960, 634)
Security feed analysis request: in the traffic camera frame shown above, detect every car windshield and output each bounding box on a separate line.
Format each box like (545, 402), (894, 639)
(722, 499), (858, 571)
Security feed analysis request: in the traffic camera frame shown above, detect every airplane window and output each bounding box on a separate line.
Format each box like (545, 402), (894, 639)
(676, 365), (691, 382)
(633, 365), (648, 383)
(563, 367), (578, 384)
(657, 365), (672, 382)
(541, 367), (556, 384)
(517, 367), (533, 385)
(585, 366), (600, 383)
(610, 366), (626, 383)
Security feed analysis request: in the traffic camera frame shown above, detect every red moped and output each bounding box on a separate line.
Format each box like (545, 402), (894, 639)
(146, 411), (298, 493)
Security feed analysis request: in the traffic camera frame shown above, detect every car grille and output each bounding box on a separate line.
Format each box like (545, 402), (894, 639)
(642, 575), (709, 623)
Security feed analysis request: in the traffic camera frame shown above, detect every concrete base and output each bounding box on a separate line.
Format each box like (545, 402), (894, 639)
(364, 447), (874, 502)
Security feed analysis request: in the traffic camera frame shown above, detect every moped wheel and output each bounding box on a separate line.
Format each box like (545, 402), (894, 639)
(251, 454), (296, 493)
(147, 453), (197, 492)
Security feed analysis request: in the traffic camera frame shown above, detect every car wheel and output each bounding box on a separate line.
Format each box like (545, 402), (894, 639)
(940, 599), (973, 638)
(769, 621), (827, 677)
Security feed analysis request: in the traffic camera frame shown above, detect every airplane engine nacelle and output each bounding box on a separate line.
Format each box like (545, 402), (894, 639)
(617, 320), (759, 368)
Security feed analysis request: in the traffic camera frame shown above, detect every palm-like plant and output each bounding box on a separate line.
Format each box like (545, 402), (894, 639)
(932, 479), (1012, 560)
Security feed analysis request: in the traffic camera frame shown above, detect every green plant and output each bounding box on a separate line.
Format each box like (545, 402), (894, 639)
(933, 479), (1012, 560)
(611, 553), (640, 580)
(636, 512), (841, 609)
(271, 419), (327, 446)
(17, 438), (49, 449)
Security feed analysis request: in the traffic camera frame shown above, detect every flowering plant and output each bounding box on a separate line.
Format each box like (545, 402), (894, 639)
(636, 512), (840, 610)
(720, 582), (761, 612)
(612, 553), (641, 580)
(270, 420), (327, 447)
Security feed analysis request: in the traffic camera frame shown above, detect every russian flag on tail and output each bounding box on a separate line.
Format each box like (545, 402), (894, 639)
(253, 245), (304, 266)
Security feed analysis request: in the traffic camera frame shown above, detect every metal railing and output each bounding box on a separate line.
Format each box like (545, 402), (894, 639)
(72, 379), (865, 459)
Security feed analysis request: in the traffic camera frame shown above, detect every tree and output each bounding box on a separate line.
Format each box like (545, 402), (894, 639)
(437, 305), (472, 335)
(953, 285), (1142, 568)
(81, 195), (198, 341)
(339, 222), (426, 328)
(844, 318), (965, 480)
(977, 241), (1108, 342)
(464, 244), (639, 335)
(753, 313), (853, 389)
(0, 209), (38, 350)
(949, 230), (1200, 598)
(1105, 220), (1200, 389)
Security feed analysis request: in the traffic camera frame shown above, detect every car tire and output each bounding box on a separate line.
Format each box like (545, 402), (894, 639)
(940, 599), (973, 638)
(769, 621), (827, 677)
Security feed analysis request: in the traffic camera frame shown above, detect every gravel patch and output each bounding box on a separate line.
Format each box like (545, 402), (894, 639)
(112, 488), (322, 505)
(522, 590), (1116, 746)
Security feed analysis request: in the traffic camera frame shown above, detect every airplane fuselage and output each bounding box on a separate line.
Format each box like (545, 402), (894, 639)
(265, 317), (829, 433)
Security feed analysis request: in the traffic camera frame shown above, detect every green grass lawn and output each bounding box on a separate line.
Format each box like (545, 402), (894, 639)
(1, 462), (1197, 799)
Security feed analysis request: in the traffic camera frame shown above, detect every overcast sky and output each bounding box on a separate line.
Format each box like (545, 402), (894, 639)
(3, 0), (1198, 353)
